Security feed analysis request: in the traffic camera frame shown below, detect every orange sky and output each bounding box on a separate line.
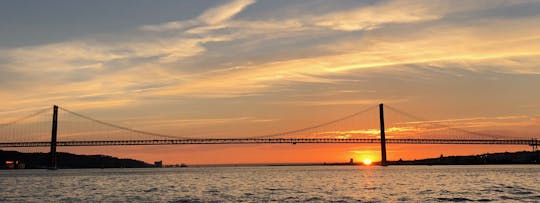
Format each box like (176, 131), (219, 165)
(37, 144), (529, 165)
(8, 141), (534, 165)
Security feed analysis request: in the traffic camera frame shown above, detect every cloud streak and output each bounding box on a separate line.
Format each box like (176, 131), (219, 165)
(198, 0), (256, 24)
(140, 0), (256, 32)
(0, 0), (539, 136)
(312, 0), (440, 31)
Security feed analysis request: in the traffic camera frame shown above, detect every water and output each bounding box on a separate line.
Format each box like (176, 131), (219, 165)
(0, 165), (539, 202)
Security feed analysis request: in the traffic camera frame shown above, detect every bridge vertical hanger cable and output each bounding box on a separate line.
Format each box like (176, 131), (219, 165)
(1, 107), (51, 146)
(58, 106), (193, 140)
(0, 107), (50, 129)
(246, 105), (378, 139)
(0, 107), (51, 154)
(384, 105), (517, 139)
(55, 105), (379, 140)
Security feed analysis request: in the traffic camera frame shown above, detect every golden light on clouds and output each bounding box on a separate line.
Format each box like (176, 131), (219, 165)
(1, 0), (540, 164)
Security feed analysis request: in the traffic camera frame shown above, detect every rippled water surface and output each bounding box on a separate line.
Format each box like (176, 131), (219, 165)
(1, 165), (539, 202)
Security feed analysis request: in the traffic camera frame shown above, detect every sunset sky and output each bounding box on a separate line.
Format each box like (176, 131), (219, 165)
(1, 0), (540, 164)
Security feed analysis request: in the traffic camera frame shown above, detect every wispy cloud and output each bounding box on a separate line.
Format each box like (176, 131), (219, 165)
(140, 0), (256, 32)
(289, 99), (407, 106)
(198, 0), (256, 24)
(312, 0), (440, 31)
(1, 0), (540, 132)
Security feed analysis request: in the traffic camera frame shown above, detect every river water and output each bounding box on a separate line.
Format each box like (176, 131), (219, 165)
(0, 165), (539, 202)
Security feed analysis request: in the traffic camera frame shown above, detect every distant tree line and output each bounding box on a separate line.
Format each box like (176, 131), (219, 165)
(0, 150), (153, 169)
(390, 151), (540, 165)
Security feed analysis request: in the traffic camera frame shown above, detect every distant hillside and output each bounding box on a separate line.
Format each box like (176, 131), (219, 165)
(0, 150), (153, 169)
(389, 151), (540, 165)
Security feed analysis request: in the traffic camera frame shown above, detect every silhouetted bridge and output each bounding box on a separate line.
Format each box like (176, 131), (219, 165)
(1, 138), (538, 147)
(1, 104), (538, 169)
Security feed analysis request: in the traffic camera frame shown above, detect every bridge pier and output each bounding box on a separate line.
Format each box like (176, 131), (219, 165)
(379, 103), (387, 166)
(49, 105), (58, 170)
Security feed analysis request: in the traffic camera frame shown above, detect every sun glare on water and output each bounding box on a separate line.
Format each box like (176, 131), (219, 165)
(363, 158), (372, 165)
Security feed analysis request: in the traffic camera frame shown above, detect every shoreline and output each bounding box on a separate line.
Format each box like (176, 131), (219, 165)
(2, 150), (538, 169)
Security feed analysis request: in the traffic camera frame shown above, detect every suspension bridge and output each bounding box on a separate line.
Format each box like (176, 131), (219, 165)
(1, 104), (538, 168)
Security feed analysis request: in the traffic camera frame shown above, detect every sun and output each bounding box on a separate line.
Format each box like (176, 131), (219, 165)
(362, 158), (372, 165)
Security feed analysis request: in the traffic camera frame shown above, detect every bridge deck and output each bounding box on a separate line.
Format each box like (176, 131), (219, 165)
(0, 138), (538, 147)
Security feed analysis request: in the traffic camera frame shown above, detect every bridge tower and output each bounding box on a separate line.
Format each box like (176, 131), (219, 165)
(379, 103), (387, 166)
(49, 105), (58, 170)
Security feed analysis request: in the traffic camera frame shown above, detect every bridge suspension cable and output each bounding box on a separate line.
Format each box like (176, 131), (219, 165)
(57, 105), (378, 140)
(58, 107), (192, 140)
(0, 107), (50, 128)
(384, 105), (518, 139)
(246, 105), (377, 139)
(2, 105), (538, 151)
(0, 107), (52, 152)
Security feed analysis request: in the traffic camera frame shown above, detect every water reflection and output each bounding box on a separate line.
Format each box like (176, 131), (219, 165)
(0, 165), (538, 202)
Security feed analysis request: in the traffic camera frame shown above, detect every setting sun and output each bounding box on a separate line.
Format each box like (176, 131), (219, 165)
(362, 158), (372, 165)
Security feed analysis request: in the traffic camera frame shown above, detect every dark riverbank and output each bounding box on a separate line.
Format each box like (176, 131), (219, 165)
(264, 151), (539, 166)
(1, 150), (538, 169)
(1, 150), (152, 169)
(387, 151), (539, 165)
(204, 151), (540, 167)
